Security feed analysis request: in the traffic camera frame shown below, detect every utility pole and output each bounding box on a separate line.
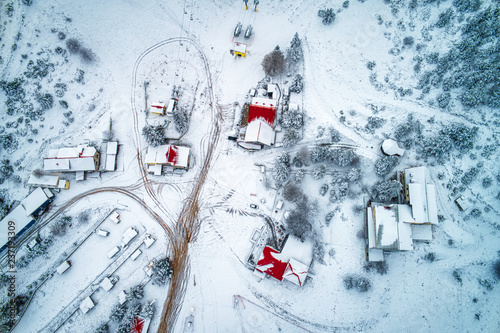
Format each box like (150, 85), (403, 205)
(254, 0), (259, 12)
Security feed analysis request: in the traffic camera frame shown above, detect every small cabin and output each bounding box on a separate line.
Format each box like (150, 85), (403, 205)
(121, 227), (138, 248)
(107, 246), (120, 259)
(57, 260), (71, 274)
(28, 175), (70, 190)
(97, 229), (109, 237)
(232, 42), (247, 57)
(151, 102), (166, 115)
(165, 98), (177, 116)
(80, 296), (95, 314)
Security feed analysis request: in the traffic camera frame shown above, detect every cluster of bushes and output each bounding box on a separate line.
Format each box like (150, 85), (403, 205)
(318, 8), (335, 25)
(372, 180), (402, 202)
(0, 159), (14, 184)
(66, 38), (95, 63)
(364, 261), (389, 275)
(50, 216), (72, 236)
(0, 191), (11, 220)
(343, 274), (371, 292)
(421, 123), (478, 161)
(0, 294), (29, 330)
(374, 155), (399, 177)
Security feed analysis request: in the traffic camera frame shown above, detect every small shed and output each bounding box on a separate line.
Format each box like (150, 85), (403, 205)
(381, 139), (405, 156)
(120, 227), (138, 248)
(57, 261), (71, 274)
(97, 229), (109, 237)
(144, 235), (156, 248)
(232, 42), (247, 57)
(100, 277), (116, 291)
(79, 296), (95, 314)
(118, 290), (127, 305)
(105, 142), (118, 172)
(110, 211), (120, 224)
(131, 249), (142, 261)
(107, 246), (120, 259)
(455, 195), (471, 211)
(151, 102), (166, 115)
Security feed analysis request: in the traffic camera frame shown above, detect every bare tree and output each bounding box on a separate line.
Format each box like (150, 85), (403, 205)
(261, 45), (286, 77)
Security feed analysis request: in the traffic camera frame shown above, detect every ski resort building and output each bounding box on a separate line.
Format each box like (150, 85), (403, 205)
(145, 144), (190, 174)
(254, 235), (313, 287)
(0, 187), (55, 251)
(238, 84), (278, 150)
(28, 174), (70, 189)
(366, 166), (438, 261)
(43, 145), (100, 173)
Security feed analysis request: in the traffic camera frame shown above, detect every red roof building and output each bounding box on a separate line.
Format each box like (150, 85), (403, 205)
(255, 246), (288, 281)
(247, 104), (276, 126)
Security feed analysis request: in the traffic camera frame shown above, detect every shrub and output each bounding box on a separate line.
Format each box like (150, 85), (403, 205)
(364, 261), (388, 275)
(453, 270), (462, 283)
(110, 304), (127, 322)
(261, 46), (286, 77)
(403, 36), (415, 47)
(330, 127), (341, 142)
(365, 116), (385, 133)
(95, 324), (108, 333)
(343, 275), (371, 292)
(443, 123), (478, 153)
(80, 48), (95, 62)
(493, 260), (500, 280)
(319, 184), (329, 196)
(318, 8), (336, 25)
(424, 252), (436, 262)
(37, 93), (54, 110)
(347, 168), (361, 182)
(452, 0), (481, 13)
(310, 145), (329, 163)
(461, 167), (479, 185)
(142, 302), (156, 318)
(366, 61), (376, 70)
(374, 155), (399, 177)
(482, 177), (492, 188)
(22, 0), (33, 5)
(127, 285), (144, 301)
(422, 134), (453, 160)
(66, 38), (81, 53)
(437, 92), (451, 108)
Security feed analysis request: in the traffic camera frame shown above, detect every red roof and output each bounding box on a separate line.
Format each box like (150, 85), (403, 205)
(167, 145), (178, 165)
(255, 246), (287, 281)
(247, 104), (276, 126)
(130, 317), (145, 333)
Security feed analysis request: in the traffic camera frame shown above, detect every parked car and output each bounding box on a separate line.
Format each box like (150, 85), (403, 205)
(250, 204), (258, 209)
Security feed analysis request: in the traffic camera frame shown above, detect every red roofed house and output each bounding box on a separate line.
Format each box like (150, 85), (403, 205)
(130, 316), (151, 333)
(254, 235), (313, 287)
(239, 84), (279, 150)
(145, 144), (190, 175)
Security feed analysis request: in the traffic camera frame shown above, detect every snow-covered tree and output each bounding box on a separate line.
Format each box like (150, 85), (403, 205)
(443, 123), (478, 153)
(374, 156), (399, 177)
(283, 128), (300, 148)
(281, 106), (303, 129)
(330, 148), (356, 167)
(319, 183), (329, 196)
(347, 168), (361, 182)
(330, 127), (341, 143)
(318, 8), (336, 25)
(173, 107), (189, 134)
(310, 145), (328, 163)
(262, 45), (286, 76)
(142, 124), (167, 147)
(95, 324), (108, 333)
(343, 275), (371, 292)
(151, 258), (174, 285)
(286, 33), (303, 66)
(422, 134), (452, 160)
(312, 164), (327, 180)
(141, 302), (156, 319)
(110, 304), (127, 322)
(273, 153), (291, 184)
(289, 74), (304, 93)
(294, 168), (305, 182)
(373, 180), (402, 201)
(127, 285), (144, 302)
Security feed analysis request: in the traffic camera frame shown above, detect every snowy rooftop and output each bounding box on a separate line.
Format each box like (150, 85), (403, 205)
(244, 119), (275, 146)
(381, 139), (405, 156)
(0, 205), (35, 249)
(404, 167), (438, 224)
(106, 141), (118, 155)
(21, 187), (54, 216)
(28, 175), (60, 187)
(48, 145), (97, 158)
(145, 145), (190, 168)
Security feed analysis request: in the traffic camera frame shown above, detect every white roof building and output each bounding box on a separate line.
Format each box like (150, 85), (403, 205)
(44, 145), (100, 172)
(0, 187), (54, 251)
(366, 166), (438, 261)
(381, 139), (405, 156)
(79, 296), (95, 314)
(105, 141), (118, 172)
(145, 145), (190, 170)
(243, 119), (275, 146)
(100, 277), (115, 291)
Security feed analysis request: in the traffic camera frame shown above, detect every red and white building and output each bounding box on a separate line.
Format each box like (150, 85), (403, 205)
(145, 144), (190, 175)
(254, 235), (313, 287)
(238, 84), (279, 150)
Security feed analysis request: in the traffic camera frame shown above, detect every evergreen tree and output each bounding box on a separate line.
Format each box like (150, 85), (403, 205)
(289, 74), (304, 93)
(374, 156), (399, 177)
(318, 8), (336, 25)
(286, 33), (303, 66)
(373, 180), (402, 201)
(283, 128), (300, 148)
(151, 258), (174, 285)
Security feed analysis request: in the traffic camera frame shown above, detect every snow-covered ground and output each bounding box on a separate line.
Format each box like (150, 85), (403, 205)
(0, 0), (499, 332)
